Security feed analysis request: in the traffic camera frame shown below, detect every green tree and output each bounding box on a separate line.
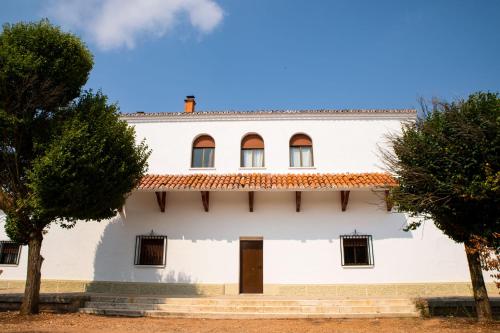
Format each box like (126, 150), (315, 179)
(0, 20), (149, 314)
(383, 92), (500, 321)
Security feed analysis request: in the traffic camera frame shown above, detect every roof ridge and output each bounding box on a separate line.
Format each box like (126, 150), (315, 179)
(121, 109), (416, 117)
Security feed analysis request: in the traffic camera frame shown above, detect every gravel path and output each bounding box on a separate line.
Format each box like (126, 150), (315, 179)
(1, 312), (499, 333)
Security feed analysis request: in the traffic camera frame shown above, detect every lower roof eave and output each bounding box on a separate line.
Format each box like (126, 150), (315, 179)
(136, 172), (398, 192)
(134, 186), (394, 193)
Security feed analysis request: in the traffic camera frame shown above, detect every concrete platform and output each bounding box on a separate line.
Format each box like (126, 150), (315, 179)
(3, 291), (499, 319)
(0, 293), (90, 313)
(417, 296), (500, 318)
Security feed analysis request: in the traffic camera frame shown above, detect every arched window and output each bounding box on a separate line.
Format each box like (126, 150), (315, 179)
(192, 135), (215, 168)
(241, 134), (264, 168)
(289, 134), (313, 167)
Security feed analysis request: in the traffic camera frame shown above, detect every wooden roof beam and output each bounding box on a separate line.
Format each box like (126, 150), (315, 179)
(340, 190), (350, 212)
(296, 191), (301, 212)
(248, 191), (254, 212)
(155, 191), (166, 213)
(201, 191), (210, 212)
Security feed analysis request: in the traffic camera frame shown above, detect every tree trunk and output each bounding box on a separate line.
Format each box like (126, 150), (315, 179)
(464, 243), (492, 321)
(19, 230), (44, 315)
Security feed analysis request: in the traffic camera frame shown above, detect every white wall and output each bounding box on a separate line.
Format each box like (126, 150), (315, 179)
(129, 115), (408, 174)
(0, 191), (482, 285)
(0, 113), (486, 286)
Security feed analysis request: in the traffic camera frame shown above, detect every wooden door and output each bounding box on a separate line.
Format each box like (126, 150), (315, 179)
(239, 240), (263, 293)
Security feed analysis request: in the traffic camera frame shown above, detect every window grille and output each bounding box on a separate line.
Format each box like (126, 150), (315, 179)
(0, 241), (22, 265)
(134, 235), (167, 266)
(340, 235), (374, 266)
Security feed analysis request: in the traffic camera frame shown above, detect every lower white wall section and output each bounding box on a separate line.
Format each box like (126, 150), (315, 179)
(0, 190), (487, 285)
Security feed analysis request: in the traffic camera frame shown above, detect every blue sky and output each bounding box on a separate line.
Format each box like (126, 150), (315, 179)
(2, 0), (500, 112)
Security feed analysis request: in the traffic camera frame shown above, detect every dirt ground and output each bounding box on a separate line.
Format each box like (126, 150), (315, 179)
(0, 312), (499, 333)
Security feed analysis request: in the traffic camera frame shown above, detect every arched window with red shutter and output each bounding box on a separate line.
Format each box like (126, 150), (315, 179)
(241, 134), (264, 168)
(289, 134), (313, 167)
(192, 135), (215, 168)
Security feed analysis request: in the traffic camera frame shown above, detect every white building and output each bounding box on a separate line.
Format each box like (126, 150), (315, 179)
(0, 97), (495, 297)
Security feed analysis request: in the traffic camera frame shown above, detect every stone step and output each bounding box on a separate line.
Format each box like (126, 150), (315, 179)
(80, 308), (147, 317)
(80, 307), (419, 319)
(159, 299), (414, 307)
(84, 301), (415, 314)
(85, 302), (158, 310)
(81, 296), (418, 319)
(87, 296), (413, 307)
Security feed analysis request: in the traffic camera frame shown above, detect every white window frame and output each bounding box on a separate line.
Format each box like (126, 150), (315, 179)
(241, 148), (265, 168)
(191, 147), (215, 168)
(289, 146), (314, 167)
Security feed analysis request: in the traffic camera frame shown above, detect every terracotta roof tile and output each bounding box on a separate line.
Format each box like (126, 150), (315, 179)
(137, 173), (397, 191)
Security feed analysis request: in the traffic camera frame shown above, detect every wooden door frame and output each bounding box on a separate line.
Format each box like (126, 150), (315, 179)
(239, 237), (263, 294)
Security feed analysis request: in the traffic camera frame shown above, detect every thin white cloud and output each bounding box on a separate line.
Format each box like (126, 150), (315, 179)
(44, 0), (224, 50)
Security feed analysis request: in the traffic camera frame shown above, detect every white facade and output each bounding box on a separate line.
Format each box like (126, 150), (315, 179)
(127, 112), (411, 174)
(0, 192), (472, 285)
(0, 108), (491, 294)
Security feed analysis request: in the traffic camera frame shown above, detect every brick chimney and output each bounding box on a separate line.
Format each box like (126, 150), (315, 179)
(184, 95), (196, 113)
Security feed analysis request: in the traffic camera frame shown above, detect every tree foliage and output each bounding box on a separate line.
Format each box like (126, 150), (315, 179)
(0, 19), (94, 229)
(27, 91), (149, 226)
(385, 92), (500, 245)
(0, 20), (149, 314)
(383, 92), (500, 320)
(0, 19), (93, 110)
